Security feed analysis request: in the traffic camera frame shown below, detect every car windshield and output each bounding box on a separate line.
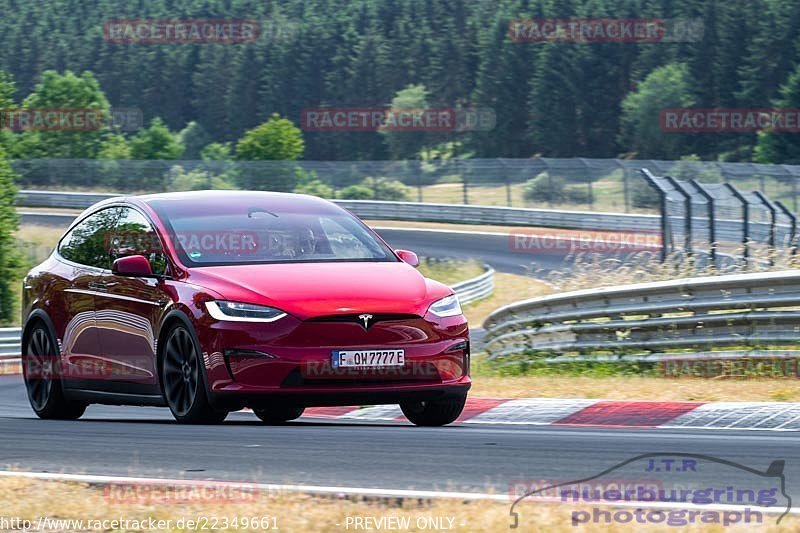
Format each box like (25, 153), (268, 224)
(149, 200), (396, 266)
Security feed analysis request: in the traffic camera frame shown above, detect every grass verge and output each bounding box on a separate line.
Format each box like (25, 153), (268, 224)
(470, 356), (800, 402)
(1, 476), (794, 532)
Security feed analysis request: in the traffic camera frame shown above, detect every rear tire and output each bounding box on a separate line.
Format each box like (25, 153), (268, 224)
(22, 322), (87, 420)
(400, 395), (466, 427)
(161, 323), (228, 424)
(253, 405), (305, 424)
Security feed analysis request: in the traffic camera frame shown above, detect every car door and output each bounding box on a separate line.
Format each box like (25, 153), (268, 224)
(93, 206), (171, 394)
(56, 207), (123, 387)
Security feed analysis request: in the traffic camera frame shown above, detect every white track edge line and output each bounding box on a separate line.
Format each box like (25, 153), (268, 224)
(0, 470), (508, 502)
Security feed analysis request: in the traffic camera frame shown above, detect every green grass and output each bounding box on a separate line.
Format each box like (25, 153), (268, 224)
(472, 353), (660, 378)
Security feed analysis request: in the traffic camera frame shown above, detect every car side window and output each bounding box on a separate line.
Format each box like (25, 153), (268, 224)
(58, 207), (124, 270)
(107, 207), (169, 276)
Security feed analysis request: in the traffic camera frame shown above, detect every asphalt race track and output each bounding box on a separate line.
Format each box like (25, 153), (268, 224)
(2, 377), (800, 505)
(373, 227), (566, 274)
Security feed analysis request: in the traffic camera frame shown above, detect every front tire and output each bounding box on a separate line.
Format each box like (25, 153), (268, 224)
(161, 323), (227, 424)
(253, 405), (305, 424)
(400, 395), (466, 426)
(23, 322), (87, 420)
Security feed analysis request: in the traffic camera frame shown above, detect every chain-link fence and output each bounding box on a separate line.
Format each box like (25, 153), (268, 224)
(641, 169), (798, 268)
(10, 158), (800, 214)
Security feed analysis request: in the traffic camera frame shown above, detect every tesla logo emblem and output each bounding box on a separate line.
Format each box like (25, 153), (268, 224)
(358, 314), (373, 329)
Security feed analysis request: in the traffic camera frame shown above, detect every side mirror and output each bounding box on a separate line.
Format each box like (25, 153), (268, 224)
(395, 249), (419, 268)
(112, 255), (155, 277)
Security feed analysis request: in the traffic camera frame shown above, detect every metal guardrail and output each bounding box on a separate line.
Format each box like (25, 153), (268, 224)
(0, 328), (21, 360)
(16, 191), (661, 233)
(482, 270), (800, 360)
(16, 190), (118, 209)
(451, 266), (495, 305)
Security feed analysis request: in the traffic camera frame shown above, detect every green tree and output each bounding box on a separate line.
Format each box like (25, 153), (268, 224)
(0, 69), (14, 108)
(0, 146), (20, 324)
(96, 133), (132, 190)
(200, 142), (232, 161)
(178, 121), (211, 160)
(619, 63), (696, 159)
(380, 84), (440, 160)
(235, 114), (304, 161)
(20, 70), (110, 159)
(130, 118), (184, 160)
(0, 70), (17, 156)
(755, 65), (800, 164)
(98, 133), (131, 160)
(235, 114), (304, 192)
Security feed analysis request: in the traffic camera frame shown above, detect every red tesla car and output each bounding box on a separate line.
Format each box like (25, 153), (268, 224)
(21, 191), (470, 425)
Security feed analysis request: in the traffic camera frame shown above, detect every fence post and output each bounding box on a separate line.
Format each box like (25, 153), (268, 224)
(782, 164), (798, 213)
(578, 158), (594, 209)
(754, 191), (777, 266)
(725, 183), (749, 267)
(775, 200), (797, 256)
(498, 159), (512, 206)
(665, 176), (692, 258)
(690, 179), (716, 269)
(640, 169), (668, 262)
(460, 160), (468, 205)
(415, 161), (423, 203)
(620, 162), (630, 213)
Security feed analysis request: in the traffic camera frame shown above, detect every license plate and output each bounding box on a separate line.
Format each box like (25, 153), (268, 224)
(332, 349), (405, 368)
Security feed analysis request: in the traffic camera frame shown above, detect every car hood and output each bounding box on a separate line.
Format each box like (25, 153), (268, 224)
(188, 261), (449, 320)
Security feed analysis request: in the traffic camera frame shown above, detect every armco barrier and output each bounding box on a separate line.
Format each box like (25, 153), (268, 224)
(0, 328), (21, 360)
(451, 266), (495, 305)
(15, 191), (659, 233)
(482, 270), (800, 360)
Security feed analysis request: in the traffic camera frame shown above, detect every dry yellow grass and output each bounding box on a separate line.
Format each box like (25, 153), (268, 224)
(470, 375), (800, 403)
(15, 225), (65, 248)
(417, 258), (485, 286)
(0, 361), (21, 375)
(463, 273), (553, 325)
(0, 476), (794, 532)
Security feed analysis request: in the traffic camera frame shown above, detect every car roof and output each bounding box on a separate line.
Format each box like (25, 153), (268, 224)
(124, 189), (344, 214)
(137, 189), (332, 205)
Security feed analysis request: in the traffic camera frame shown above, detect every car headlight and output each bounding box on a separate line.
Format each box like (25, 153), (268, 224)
(205, 301), (287, 323)
(427, 294), (463, 318)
